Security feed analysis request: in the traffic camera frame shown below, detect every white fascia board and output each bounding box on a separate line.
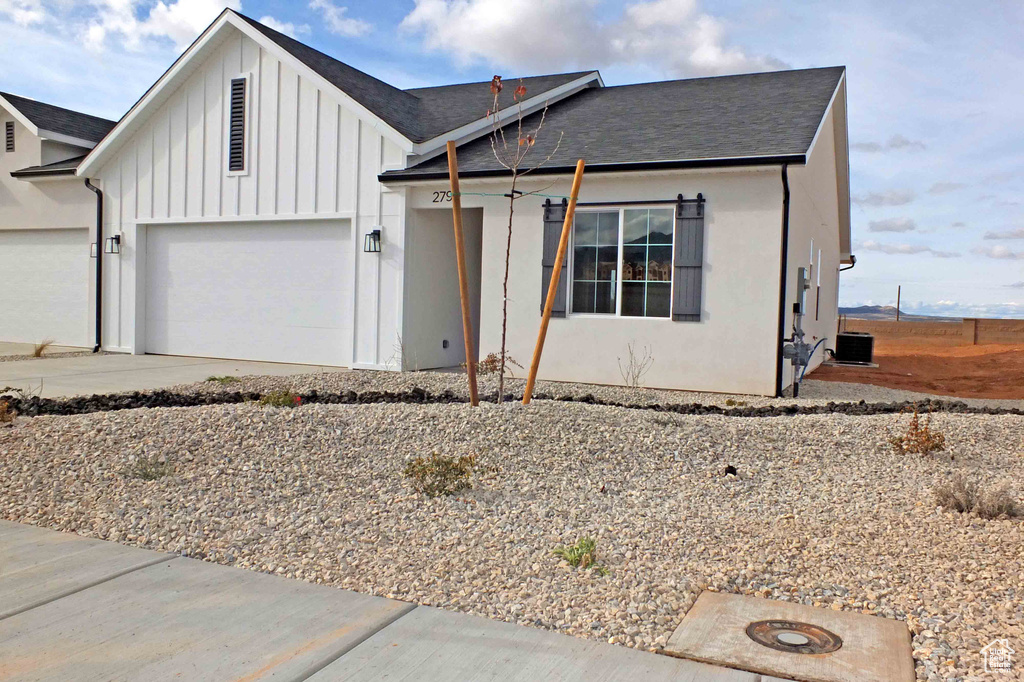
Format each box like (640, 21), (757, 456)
(225, 14), (414, 153)
(804, 69), (845, 161)
(78, 10), (415, 177)
(77, 10), (235, 176)
(0, 94), (39, 135)
(38, 130), (97, 149)
(409, 71), (602, 162)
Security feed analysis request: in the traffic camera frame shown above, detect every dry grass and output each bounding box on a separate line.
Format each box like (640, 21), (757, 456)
(403, 452), (477, 497)
(890, 408), (946, 455)
(468, 352), (524, 377)
(933, 473), (1019, 519)
(0, 400), (14, 425)
(122, 455), (173, 481)
(32, 339), (54, 357)
(258, 390), (302, 408)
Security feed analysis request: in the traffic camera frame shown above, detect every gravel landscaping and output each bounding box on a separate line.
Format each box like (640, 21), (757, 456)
(0, 350), (100, 363)
(1, 381), (1021, 681)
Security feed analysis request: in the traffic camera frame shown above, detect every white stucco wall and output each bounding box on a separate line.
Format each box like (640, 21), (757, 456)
(0, 111), (95, 231)
(784, 102), (843, 389)
(406, 167), (786, 395)
(89, 25), (406, 363)
(402, 207), (483, 370)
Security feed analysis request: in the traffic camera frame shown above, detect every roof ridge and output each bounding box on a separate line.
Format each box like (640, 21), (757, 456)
(404, 70), (596, 93)
(595, 65), (846, 91)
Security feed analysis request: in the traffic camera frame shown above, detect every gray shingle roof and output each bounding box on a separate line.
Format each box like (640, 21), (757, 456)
(381, 66), (845, 180)
(236, 11), (592, 143)
(10, 154), (86, 178)
(0, 92), (115, 144)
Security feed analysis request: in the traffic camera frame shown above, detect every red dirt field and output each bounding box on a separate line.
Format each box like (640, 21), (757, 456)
(809, 341), (1024, 399)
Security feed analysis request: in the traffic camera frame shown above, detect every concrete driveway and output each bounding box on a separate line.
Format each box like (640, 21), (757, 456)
(0, 353), (345, 398)
(0, 520), (755, 681)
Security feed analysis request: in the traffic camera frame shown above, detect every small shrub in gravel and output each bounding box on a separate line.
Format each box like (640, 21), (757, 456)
(33, 339), (54, 357)
(890, 408), (946, 455)
(467, 352), (523, 377)
(933, 473), (1019, 519)
(403, 452), (477, 497)
(206, 375), (241, 385)
(553, 537), (608, 574)
(122, 455), (173, 481)
(0, 400), (14, 425)
(258, 390), (302, 408)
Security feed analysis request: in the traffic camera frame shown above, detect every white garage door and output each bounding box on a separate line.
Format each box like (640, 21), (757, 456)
(145, 221), (351, 366)
(0, 228), (89, 346)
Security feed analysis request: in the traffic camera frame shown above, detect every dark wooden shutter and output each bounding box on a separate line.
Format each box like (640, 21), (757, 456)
(672, 193), (705, 321)
(228, 77), (246, 171)
(540, 198), (569, 318)
(5, 122), (13, 152)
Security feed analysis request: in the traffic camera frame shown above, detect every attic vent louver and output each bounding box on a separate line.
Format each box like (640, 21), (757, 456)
(5, 121), (13, 152)
(228, 77), (246, 172)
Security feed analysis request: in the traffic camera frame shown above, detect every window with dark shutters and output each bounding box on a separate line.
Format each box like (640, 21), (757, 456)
(5, 121), (13, 152)
(671, 193), (706, 321)
(540, 198), (569, 318)
(228, 77), (246, 172)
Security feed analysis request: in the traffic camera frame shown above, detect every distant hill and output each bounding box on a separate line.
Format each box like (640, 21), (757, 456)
(838, 305), (961, 322)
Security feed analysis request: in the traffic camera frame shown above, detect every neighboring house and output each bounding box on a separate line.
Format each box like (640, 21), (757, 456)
(8, 8), (851, 396)
(0, 93), (116, 346)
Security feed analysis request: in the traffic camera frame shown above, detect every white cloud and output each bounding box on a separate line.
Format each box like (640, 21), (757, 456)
(851, 134), (925, 153)
(309, 0), (370, 37)
(0, 0), (44, 25)
(928, 181), (966, 194)
(83, 0), (240, 52)
(400, 0), (784, 76)
(258, 15), (308, 38)
(1006, 282), (1024, 289)
(852, 189), (916, 207)
(868, 217), (916, 233)
(984, 227), (1024, 240)
(973, 245), (1024, 260)
(856, 240), (960, 258)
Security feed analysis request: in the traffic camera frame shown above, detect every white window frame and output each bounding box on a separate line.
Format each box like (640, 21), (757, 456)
(226, 72), (252, 177)
(567, 205), (675, 320)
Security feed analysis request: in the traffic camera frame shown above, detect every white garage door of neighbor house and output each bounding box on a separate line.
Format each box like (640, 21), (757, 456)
(0, 228), (89, 346)
(145, 221), (351, 366)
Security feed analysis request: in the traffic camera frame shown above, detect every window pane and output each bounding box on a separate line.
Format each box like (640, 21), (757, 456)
(597, 212), (619, 246)
(573, 246), (596, 280)
(596, 246), (617, 281)
(647, 283), (671, 317)
(623, 209), (648, 245)
(595, 281), (615, 314)
(621, 282), (646, 316)
(574, 213), (598, 245)
(648, 209), (673, 244)
(572, 281), (595, 314)
(622, 245), (646, 281)
(647, 246), (672, 281)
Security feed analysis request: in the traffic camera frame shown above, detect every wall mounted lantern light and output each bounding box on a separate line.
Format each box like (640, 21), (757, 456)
(104, 234), (121, 255)
(363, 228), (382, 253)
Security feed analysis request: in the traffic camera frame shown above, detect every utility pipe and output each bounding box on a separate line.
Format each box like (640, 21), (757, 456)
(84, 179), (103, 353)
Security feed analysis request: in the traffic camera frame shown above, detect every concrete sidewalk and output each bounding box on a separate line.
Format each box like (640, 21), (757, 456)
(0, 521), (760, 681)
(0, 353), (344, 398)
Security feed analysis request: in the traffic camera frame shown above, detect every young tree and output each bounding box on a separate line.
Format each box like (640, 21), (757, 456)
(486, 76), (561, 402)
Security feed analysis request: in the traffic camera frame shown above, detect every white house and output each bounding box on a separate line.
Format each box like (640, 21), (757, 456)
(0, 92), (115, 347)
(5, 9), (851, 396)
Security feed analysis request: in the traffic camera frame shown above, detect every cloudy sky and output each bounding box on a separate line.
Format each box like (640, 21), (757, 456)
(2, 0), (1021, 318)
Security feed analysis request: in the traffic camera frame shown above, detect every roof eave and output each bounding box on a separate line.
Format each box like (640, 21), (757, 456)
(379, 154), (807, 183)
(10, 168), (78, 180)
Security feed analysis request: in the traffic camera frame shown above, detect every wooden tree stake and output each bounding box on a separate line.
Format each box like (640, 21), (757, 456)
(523, 159), (586, 405)
(446, 141), (479, 406)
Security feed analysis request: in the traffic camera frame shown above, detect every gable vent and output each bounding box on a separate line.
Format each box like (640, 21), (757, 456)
(4, 121), (13, 152)
(228, 77), (246, 172)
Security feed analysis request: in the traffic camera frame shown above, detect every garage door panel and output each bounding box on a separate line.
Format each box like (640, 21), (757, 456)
(0, 228), (89, 346)
(145, 221), (351, 366)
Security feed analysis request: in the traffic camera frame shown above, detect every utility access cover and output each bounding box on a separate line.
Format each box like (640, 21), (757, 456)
(661, 592), (914, 682)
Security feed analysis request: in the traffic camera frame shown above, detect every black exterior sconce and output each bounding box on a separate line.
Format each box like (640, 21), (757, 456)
(363, 228), (381, 253)
(104, 234), (121, 254)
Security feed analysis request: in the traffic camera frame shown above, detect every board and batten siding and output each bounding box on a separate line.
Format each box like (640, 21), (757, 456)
(91, 26), (406, 367)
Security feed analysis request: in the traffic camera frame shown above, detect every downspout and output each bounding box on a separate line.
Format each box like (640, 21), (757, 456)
(774, 164), (791, 398)
(84, 179), (103, 353)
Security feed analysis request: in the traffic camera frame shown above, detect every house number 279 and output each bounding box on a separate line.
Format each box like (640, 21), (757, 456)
(432, 191), (453, 203)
